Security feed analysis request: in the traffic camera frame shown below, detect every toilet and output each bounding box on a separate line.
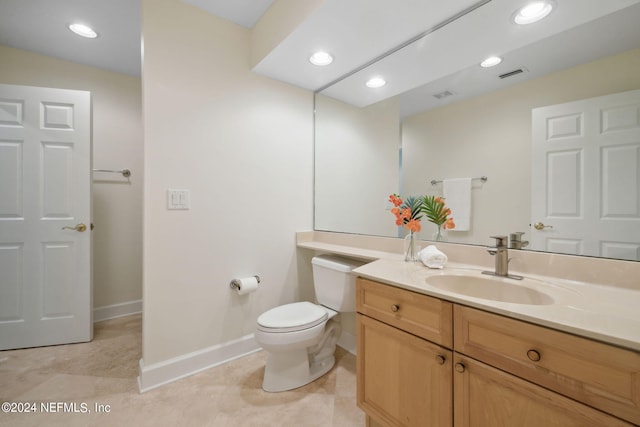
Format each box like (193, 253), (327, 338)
(254, 254), (365, 392)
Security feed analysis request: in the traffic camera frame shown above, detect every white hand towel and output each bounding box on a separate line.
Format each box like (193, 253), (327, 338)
(418, 245), (448, 269)
(443, 178), (472, 231)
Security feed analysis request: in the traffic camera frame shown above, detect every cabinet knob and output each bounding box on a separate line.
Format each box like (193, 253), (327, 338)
(527, 349), (541, 362)
(436, 355), (446, 365)
(390, 304), (400, 312)
(454, 362), (466, 373)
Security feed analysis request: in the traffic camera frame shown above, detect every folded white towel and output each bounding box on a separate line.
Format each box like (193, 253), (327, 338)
(443, 178), (472, 231)
(418, 245), (448, 269)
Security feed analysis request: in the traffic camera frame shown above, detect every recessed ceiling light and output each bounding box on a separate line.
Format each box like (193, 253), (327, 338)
(309, 51), (333, 66)
(366, 77), (386, 88)
(480, 56), (503, 67)
(68, 23), (98, 39)
(513, 1), (554, 25)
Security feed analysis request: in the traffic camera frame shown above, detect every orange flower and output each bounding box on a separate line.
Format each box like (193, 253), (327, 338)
(388, 194), (423, 232)
(406, 219), (422, 233)
(389, 194), (403, 207)
(434, 197), (444, 205)
(443, 217), (456, 230)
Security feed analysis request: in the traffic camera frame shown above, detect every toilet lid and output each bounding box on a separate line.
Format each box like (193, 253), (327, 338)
(257, 302), (328, 332)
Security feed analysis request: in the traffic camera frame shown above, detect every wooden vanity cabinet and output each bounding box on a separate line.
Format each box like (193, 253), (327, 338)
(356, 277), (452, 347)
(357, 314), (453, 426)
(454, 305), (640, 426)
(356, 277), (640, 427)
(453, 354), (633, 427)
(356, 278), (453, 427)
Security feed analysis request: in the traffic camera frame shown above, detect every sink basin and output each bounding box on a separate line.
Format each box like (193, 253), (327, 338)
(425, 274), (555, 305)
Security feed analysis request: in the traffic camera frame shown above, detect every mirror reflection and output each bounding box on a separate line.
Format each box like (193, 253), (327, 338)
(314, 1), (640, 261)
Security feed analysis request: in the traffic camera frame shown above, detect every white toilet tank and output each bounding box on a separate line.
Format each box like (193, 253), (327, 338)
(311, 255), (366, 312)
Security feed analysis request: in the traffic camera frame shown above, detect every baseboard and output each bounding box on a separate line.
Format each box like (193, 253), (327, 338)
(93, 299), (142, 322)
(338, 330), (357, 355)
(137, 334), (262, 393)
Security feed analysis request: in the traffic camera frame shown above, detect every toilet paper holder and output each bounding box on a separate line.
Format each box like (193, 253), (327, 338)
(230, 275), (261, 291)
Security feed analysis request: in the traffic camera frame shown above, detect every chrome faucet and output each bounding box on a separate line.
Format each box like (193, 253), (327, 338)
(509, 232), (529, 249)
(483, 235), (523, 280)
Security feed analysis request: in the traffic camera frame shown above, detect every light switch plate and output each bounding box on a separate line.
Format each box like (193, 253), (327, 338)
(167, 189), (190, 210)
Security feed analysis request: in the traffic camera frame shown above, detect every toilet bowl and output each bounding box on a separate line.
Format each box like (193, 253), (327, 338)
(254, 255), (365, 392)
(255, 302), (341, 392)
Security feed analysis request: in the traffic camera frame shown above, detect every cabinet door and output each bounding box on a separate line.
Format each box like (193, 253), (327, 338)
(454, 305), (640, 424)
(357, 314), (452, 427)
(453, 354), (634, 427)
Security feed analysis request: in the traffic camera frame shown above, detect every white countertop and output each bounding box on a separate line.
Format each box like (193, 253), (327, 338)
(353, 258), (640, 352)
(297, 240), (404, 262)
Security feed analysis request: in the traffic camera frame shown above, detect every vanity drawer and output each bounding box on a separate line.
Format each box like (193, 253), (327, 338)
(454, 305), (640, 425)
(356, 277), (453, 348)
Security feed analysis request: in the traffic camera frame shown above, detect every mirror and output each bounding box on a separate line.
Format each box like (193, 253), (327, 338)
(314, 1), (640, 261)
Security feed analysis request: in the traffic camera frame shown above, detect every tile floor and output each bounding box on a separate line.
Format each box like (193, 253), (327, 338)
(0, 314), (365, 426)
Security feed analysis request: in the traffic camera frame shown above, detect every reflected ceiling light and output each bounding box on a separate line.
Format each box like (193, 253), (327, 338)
(513, 1), (554, 25)
(309, 51), (333, 66)
(68, 23), (98, 38)
(480, 56), (503, 67)
(366, 77), (386, 88)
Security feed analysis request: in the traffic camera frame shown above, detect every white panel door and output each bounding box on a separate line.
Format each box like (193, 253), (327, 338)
(531, 89), (640, 260)
(0, 84), (92, 350)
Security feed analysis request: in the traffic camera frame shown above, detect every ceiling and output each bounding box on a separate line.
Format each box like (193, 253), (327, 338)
(0, 0), (274, 76)
(183, 0), (275, 28)
(395, 2), (640, 117)
(1, 0), (639, 115)
(250, 0), (489, 92)
(320, 0), (640, 115)
(0, 0), (142, 76)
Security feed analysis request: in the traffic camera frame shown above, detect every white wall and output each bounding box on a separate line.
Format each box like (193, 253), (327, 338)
(315, 94), (400, 237)
(141, 0), (314, 370)
(0, 44), (143, 314)
(402, 48), (640, 244)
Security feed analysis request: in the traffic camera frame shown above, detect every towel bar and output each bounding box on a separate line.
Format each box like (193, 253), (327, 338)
(430, 176), (487, 186)
(93, 168), (131, 178)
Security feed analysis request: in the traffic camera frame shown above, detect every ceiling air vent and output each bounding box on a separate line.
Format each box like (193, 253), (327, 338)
(498, 68), (528, 79)
(433, 90), (455, 100)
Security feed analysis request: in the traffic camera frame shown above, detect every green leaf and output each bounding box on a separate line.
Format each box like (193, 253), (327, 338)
(421, 195), (448, 225)
(403, 196), (423, 221)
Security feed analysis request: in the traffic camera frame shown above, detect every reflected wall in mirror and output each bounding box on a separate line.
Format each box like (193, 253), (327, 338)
(314, 95), (400, 237)
(403, 50), (640, 258)
(314, 1), (640, 261)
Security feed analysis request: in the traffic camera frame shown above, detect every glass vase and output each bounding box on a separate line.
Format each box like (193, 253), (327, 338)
(433, 225), (447, 242)
(404, 231), (419, 262)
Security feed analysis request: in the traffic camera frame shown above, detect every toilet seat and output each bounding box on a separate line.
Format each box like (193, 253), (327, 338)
(257, 302), (328, 333)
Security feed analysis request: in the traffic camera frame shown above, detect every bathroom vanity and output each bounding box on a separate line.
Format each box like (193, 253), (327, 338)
(355, 275), (640, 427)
(296, 231), (640, 426)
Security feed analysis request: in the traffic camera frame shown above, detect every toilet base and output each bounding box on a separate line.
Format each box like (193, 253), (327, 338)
(262, 350), (335, 392)
(261, 320), (340, 392)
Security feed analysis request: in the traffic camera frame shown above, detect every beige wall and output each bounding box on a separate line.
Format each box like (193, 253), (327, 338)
(403, 48), (640, 244)
(0, 45), (143, 311)
(141, 0), (314, 365)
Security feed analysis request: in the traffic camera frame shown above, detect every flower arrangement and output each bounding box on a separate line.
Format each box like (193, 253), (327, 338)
(388, 194), (456, 257)
(421, 195), (455, 240)
(389, 194), (423, 261)
(388, 194), (422, 233)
